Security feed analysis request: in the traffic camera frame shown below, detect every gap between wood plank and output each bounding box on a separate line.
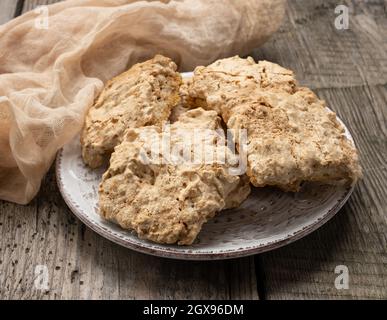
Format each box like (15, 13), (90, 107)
(254, 256), (267, 300)
(14, 0), (25, 18)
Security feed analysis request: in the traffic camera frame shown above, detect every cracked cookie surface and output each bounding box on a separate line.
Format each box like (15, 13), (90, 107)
(169, 76), (196, 123)
(189, 56), (362, 191)
(99, 108), (251, 245)
(81, 55), (182, 168)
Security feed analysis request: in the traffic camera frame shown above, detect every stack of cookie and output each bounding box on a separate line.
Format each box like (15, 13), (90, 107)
(81, 55), (361, 245)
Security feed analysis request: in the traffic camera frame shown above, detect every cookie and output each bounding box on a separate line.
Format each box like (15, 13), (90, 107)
(189, 56), (362, 191)
(169, 77), (196, 123)
(81, 55), (182, 168)
(99, 108), (250, 245)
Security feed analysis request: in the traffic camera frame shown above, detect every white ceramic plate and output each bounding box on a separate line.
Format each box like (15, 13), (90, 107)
(56, 73), (355, 260)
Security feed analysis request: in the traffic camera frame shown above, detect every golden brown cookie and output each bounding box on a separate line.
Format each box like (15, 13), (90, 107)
(169, 77), (197, 123)
(189, 56), (362, 191)
(99, 108), (250, 245)
(81, 55), (182, 168)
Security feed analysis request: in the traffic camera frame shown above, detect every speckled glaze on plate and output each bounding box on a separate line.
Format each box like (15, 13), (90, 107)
(55, 73), (356, 260)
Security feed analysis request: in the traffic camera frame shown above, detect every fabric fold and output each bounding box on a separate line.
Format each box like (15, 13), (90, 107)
(0, 0), (285, 204)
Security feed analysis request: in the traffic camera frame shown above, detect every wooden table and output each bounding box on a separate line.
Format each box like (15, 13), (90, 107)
(0, 0), (386, 300)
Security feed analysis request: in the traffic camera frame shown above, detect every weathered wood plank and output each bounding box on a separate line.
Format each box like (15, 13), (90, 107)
(0, 0), (259, 300)
(0, 0), (22, 25)
(253, 0), (387, 300)
(253, 0), (387, 90)
(1, 0), (385, 300)
(258, 85), (387, 300)
(0, 168), (259, 299)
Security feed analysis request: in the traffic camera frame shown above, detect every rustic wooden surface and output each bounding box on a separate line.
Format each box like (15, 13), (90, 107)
(0, 0), (22, 25)
(0, 0), (386, 300)
(253, 0), (387, 300)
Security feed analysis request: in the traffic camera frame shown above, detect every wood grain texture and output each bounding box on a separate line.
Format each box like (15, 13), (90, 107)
(0, 0), (385, 300)
(0, 168), (258, 300)
(0, 0), (22, 25)
(252, 0), (387, 300)
(0, 1), (258, 300)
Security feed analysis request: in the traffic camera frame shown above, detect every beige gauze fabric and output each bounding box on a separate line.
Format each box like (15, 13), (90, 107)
(0, 0), (285, 204)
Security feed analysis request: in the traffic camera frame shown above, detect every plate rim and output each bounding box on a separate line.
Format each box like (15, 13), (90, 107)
(56, 142), (354, 261)
(56, 78), (356, 260)
(55, 152), (353, 260)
